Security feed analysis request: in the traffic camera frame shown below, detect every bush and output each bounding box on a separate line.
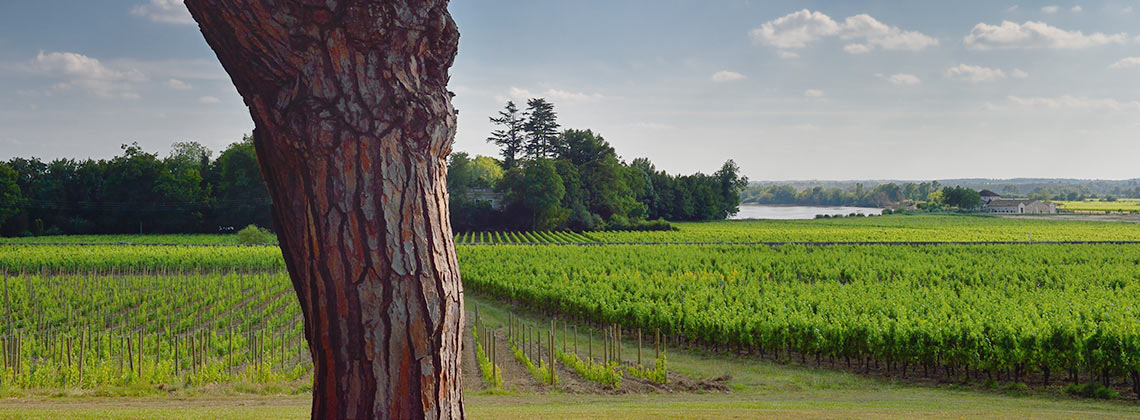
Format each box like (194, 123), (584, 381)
(605, 217), (676, 232)
(237, 224), (276, 245)
(1065, 382), (1119, 399)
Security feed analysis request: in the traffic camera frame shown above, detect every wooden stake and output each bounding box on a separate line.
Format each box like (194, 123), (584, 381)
(548, 320), (555, 385)
(126, 334), (133, 378)
(137, 330), (142, 380)
(79, 332), (85, 385)
(573, 326), (578, 356)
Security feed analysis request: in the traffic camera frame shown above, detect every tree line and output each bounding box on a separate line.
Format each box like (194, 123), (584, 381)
(743, 182), (985, 211)
(743, 182), (943, 208)
(0, 137), (271, 236)
(0, 99), (749, 237)
(448, 98), (748, 232)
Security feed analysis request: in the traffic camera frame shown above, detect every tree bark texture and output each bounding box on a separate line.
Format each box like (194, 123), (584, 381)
(184, 1), (463, 419)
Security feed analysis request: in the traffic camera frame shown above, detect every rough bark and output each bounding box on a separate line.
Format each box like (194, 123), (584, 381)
(184, 1), (463, 419)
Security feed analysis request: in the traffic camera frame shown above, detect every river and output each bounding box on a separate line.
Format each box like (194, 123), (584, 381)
(730, 204), (884, 220)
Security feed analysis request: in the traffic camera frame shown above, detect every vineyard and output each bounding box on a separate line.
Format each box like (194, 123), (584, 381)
(453, 231), (594, 244)
(0, 270), (307, 389)
(460, 243), (1140, 395)
(1057, 199), (1140, 213)
(7, 215), (1140, 246)
(591, 215), (1140, 243)
(2, 217), (1140, 398)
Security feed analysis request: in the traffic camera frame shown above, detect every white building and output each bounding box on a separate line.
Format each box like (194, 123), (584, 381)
(980, 191), (1057, 214)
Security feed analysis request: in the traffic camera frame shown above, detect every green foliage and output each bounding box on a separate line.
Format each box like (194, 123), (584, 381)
(0, 271), (307, 390)
(472, 325), (503, 389)
(1065, 382), (1120, 399)
(507, 159), (568, 231)
(236, 225), (276, 245)
(604, 218), (676, 232)
(0, 162), (21, 227)
(625, 357), (667, 384)
(588, 214), (1140, 243)
(941, 186), (983, 209)
(486, 101), (526, 169)
(465, 99), (747, 232)
(0, 244), (284, 272)
(510, 340), (557, 385)
(453, 230), (595, 244)
(523, 98), (560, 159)
(745, 181), (938, 208)
(460, 242), (1140, 390)
(1, 136), (271, 237)
(555, 350), (621, 388)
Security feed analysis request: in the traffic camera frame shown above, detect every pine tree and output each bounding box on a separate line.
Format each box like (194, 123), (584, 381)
(486, 101), (525, 169)
(523, 98), (560, 159)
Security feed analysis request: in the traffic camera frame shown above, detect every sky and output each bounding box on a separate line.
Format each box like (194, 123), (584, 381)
(1, 1), (1138, 181)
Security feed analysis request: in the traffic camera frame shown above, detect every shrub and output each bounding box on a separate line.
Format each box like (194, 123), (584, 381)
(237, 224), (276, 245)
(1065, 382), (1119, 399)
(605, 218), (676, 232)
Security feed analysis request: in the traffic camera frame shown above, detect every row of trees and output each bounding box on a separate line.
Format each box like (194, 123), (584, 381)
(743, 182), (985, 211)
(0, 99), (748, 236)
(0, 137), (271, 236)
(743, 181), (944, 208)
(448, 99), (748, 232)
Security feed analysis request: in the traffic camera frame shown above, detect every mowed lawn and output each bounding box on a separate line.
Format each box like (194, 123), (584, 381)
(0, 389), (1137, 420)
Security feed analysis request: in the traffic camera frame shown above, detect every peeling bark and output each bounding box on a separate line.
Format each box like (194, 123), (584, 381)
(184, 1), (463, 419)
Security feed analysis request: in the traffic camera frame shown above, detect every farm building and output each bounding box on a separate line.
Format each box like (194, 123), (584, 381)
(979, 191), (1057, 214)
(979, 189), (1001, 204)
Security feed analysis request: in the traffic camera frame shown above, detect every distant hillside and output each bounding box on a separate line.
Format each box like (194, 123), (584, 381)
(750, 178), (1140, 198)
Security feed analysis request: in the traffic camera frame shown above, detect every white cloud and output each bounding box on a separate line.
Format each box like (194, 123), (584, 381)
(1109, 57), (1140, 69)
(1041, 5), (1060, 13)
(1000, 95), (1140, 111)
(750, 9), (937, 53)
(35, 51), (142, 81)
(803, 89), (824, 97)
(843, 43), (871, 54)
(945, 63), (1019, 82)
(1071, 5), (1082, 12)
(32, 51), (145, 98)
(129, 0), (193, 25)
(198, 96), (221, 104)
(711, 71), (746, 82)
(165, 78), (192, 90)
(545, 89), (605, 103)
(1010, 68), (1029, 79)
(964, 20), (1129, 50)
(778, 50), (800, 59)
(887, 73), (921, 85)
(502, 86), (606, 103)
(751, 9), (840, 49)
(1006, 5), (1019, 12)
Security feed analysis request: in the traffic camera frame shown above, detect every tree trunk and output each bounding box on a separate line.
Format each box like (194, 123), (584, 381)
(184, 1), (463, 419)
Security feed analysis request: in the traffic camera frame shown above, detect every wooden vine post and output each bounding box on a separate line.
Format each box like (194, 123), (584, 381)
(185, 1), (465, 418)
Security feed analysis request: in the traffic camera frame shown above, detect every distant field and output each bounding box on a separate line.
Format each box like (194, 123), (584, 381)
(1056, 199), (1140, 213)
(6, 215), (1140, 245)
(592, 214), (1140, 242)
(0, 234), (247, 245)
